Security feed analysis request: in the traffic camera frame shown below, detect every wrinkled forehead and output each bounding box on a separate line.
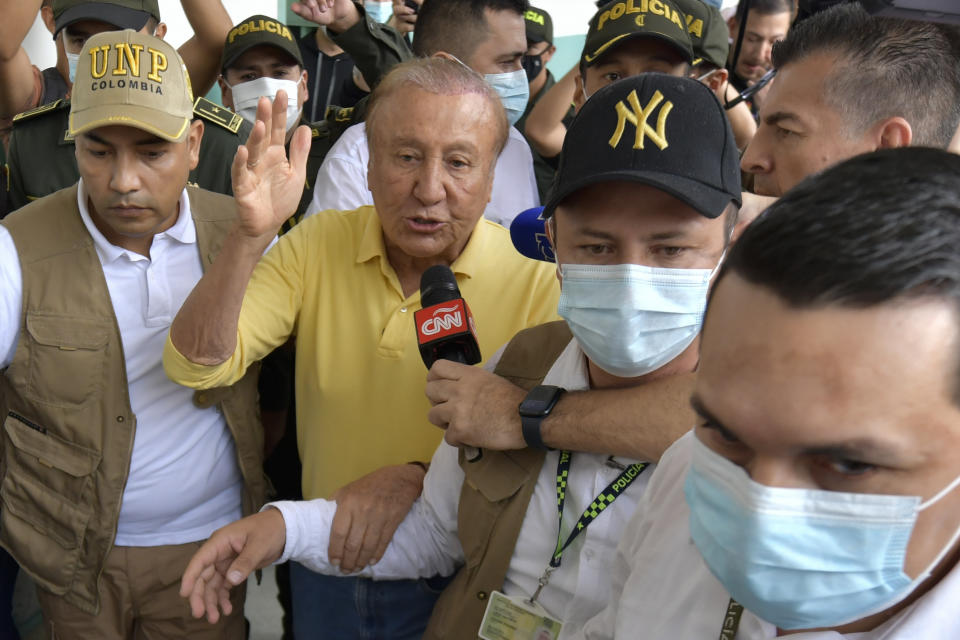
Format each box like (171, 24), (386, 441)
(368, 85), (502, 151)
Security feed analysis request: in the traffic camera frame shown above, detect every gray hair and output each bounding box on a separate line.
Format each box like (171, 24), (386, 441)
(365, 57), (509, 157)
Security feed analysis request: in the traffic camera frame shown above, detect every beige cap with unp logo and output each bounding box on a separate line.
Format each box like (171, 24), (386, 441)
(69, 29), (193, 142)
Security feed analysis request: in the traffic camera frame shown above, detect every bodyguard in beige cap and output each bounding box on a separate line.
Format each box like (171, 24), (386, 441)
(0, 29), (264, 638)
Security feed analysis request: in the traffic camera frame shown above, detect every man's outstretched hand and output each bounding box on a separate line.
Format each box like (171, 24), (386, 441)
(180, 509), (287, 624)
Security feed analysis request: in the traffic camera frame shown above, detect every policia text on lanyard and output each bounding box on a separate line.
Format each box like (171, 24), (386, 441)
(522, 451), (746, 640)
(527, 451), (649, 605)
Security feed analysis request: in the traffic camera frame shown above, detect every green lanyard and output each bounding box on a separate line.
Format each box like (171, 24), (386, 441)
(528, 451), (649, 605)
(718, 598), (744, 640)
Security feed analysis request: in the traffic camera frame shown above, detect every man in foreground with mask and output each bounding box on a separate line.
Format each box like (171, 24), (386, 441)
(176, 72), (742, 639)
(304, 0), (539, 227)
(577, 146), (960, 639)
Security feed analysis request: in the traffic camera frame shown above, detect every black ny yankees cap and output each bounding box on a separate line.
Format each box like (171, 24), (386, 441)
(543, 73), (741, 219)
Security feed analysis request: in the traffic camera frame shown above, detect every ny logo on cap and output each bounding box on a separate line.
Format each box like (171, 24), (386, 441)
(609, 89), (673, 151)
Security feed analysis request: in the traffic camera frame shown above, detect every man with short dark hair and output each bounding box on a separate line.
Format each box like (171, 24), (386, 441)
(516, 5), (557, 200)
(725, 0), (792, 113)
(741, 3), (960, 197)
(577, 145), (960, 639)
(218, 14), (337, 228)
(0, 30), (264, 638)
(305, 0), (539, 228)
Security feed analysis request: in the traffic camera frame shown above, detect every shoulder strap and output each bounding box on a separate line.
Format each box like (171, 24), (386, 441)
(493, 321), (572, 391)
(11, 99), (66, 126)
(193, 97), (244, 134)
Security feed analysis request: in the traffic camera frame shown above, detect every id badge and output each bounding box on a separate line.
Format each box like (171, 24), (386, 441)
(478, 590), (563, 640)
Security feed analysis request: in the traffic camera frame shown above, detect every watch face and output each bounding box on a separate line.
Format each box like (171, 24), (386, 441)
(521, 385), (561, 415)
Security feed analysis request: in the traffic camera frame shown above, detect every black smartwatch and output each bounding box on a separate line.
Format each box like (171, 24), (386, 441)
(518, 385), (565, 451)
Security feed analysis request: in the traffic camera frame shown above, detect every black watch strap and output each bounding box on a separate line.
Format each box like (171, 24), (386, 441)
(521, 413), (553, 451)
(519, 385), (565, 451)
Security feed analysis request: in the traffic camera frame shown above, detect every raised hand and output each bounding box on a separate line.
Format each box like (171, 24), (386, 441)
(290, 0), (360, 30)
(231, 90), (311, 240)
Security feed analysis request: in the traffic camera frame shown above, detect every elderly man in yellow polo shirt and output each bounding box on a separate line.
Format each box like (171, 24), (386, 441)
(163, 57), (558, 638)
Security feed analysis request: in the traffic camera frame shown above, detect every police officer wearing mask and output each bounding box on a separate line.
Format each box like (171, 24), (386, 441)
(218, 14), (334, 228)
(516, 5), (558, 201)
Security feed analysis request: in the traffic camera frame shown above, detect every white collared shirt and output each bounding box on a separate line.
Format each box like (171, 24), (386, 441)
(0, 182), (243, 546)
(575, 431), (960, 640)
(273, 338), (655, 638)
(303, 121), (540, 228)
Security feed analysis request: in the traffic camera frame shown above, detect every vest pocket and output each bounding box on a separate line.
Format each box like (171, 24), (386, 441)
(0, 413), (98, 592)
(24, 315), (109, 407)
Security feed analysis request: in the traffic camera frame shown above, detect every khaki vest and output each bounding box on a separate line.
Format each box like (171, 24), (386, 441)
(425, 321), (572, 638)
(0, 184), (265, 614)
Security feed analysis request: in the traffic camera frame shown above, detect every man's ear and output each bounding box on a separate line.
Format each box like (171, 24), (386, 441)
(218, 77), (234, 110)
(187, 119), (204, 170)
(298, 68), (309, 106)
(727, 16), (739, 40)
(541, 44), (557, 65)
(573, 73), (586, 112)
(155, 22), (168, 39)
(875, 117), (912, 150)
(41, 5), (56, 34)
(705, 68), (728, 97)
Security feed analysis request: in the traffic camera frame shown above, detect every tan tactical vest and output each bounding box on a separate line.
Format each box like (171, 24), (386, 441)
(424, 321), (572, 638)
(0, 184), (265, 614)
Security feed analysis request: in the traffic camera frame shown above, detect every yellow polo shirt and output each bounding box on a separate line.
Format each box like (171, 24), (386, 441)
(165, 206), (559, 499)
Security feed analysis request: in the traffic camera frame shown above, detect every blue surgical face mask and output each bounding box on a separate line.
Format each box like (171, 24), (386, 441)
(485, 68), (529, 126)
(66, 51), (80, 84)
(557, 258), (720, 378)
(364, 1), (393, 23)
(684, 434), (960, 630)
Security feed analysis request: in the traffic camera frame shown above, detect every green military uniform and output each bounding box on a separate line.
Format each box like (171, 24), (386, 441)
(285, 117), (336, 233)
(5, 96), (252, 213)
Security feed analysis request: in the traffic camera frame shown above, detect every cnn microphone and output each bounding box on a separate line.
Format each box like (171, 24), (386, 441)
(415, 265), (482, 461)
(509, 206), (555, 263)
(415, 265), (481, 367)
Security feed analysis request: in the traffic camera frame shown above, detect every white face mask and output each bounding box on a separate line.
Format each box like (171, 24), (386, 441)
(66, 51), (80, 84)
(228, 76), (302, 132)
(557, 256), (722, 378)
